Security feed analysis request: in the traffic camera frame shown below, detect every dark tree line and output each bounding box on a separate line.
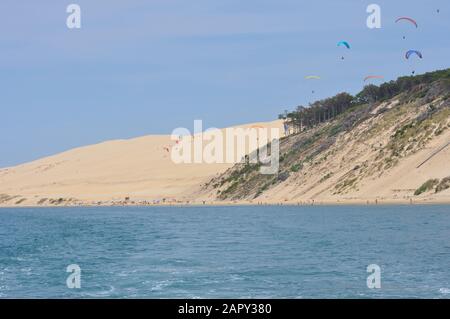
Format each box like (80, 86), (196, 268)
(279, 68), (450, 134)
(279, 93), (353, 133)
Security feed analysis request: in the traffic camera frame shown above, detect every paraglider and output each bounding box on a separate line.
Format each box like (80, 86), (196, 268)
(405, 50), (423, 59)
(337, 41), (351, 49)
(405, 50), (422, 76)
(395, 17), (418, 40)
(305, 75), (321, 80)
(364, 75), (384, 82)
(395, 17), (418, 28)
(337, 41), (350, 60)
(305, 76), (320, 93)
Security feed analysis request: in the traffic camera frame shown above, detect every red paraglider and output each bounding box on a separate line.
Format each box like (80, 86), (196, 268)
(364, 75), (384, 82)
(395, 17), (418, 28)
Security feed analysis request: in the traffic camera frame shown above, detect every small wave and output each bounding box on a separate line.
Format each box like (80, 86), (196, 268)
(20, 268), (33, 275)
(117, 269), (138, 277)
(12, 257), (25, 261)
(150, 280), (172, 291)
(229, 274), (244, 281)
(82, 285), (116, 297)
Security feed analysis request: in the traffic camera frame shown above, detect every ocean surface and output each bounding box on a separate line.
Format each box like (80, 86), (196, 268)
(0, 205), (449, 298)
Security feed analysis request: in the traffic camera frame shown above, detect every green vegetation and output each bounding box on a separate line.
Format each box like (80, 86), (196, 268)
(414, 176), (450, 195)
(386, 106), (450, 162)
(320, 172), (333, 183)
(49, 198), (65, 205)
(335, 177), (358, 194)
(414, 179), (439, 196)
(0, 194), (20, 204)
(15, 198), (26, 205)
(436, 177), (450, 193)
(290, 163), (303, 172)
(37, 198), (48, 205)
(254, 180), (273, 199)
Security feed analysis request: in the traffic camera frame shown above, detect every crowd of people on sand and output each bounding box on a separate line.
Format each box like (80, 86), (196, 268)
(26, 195), (426, 207)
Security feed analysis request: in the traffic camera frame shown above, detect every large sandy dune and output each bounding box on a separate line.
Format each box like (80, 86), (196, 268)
(0, 120), (284, 206)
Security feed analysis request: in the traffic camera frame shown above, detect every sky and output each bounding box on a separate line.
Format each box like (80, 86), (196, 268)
(0, 0), (449, 167)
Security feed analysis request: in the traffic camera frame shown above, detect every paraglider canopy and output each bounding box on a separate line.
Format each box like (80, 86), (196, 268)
(364, 75), (384, 82)
(305, 75), (321, 80)
(337, 41), (350, 49)
(395, 17), (418, 28)
(405, 50), (423, 59)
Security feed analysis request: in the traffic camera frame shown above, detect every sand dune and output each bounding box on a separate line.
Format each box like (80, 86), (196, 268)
(0, 120), (284, 206)
(1, 110), (449, 207)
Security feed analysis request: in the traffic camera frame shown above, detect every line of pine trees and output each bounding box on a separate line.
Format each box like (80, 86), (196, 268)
(279, 68), (450, 133)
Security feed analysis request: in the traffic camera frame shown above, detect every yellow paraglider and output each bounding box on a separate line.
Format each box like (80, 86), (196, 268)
(305, 75), (321, 94)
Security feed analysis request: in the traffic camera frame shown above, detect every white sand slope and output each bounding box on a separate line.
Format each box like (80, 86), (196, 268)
(195, 94), (450, 205)
(259, 128), (450, 204)
(0, 120), (284, 206)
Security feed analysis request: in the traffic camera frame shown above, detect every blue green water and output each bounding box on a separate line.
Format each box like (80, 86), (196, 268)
(0, 205), (449, 298)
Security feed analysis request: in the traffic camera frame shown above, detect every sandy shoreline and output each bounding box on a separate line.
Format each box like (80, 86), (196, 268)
(1, 196), (449, 208)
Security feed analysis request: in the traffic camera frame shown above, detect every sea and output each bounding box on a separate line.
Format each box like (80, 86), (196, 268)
(0, 205), (449, 298)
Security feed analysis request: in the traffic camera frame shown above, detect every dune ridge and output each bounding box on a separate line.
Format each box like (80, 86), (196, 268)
(0, 121), (284, 206)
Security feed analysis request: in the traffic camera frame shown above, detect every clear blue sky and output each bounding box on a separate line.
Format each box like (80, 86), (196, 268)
(0, 0), (449, 167)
